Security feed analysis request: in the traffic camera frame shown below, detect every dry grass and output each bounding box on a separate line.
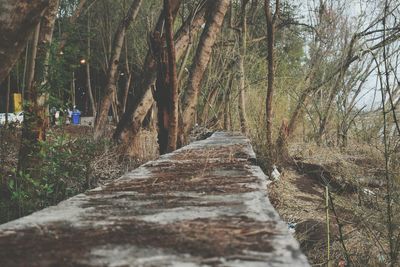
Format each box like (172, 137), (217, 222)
(0, 125), (157, 224)
(266, 140), (399, 266)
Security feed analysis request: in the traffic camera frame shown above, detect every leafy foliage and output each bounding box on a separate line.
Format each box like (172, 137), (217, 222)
(2, 129), (103, 222)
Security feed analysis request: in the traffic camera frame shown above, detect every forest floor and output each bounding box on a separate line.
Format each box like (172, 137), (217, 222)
(267, 141), (393, 266)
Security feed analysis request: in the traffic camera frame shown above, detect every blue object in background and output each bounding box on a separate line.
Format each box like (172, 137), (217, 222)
(72, 110), (81, 125)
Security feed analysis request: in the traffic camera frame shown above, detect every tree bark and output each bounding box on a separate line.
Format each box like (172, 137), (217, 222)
(26, 25), (41, 106)
(177, 43), (192, 85)
(71, 71), (76, 107)
(122, 37), (132, 114)
(264, 0), (279, 149)
(277, 68), (317, 149)
(164, 0), (179, 153)
(5, 75), (11, 126)
(86, 11), (97, 118)
(0, 0), (50, 84)
(152, 34), (169, 154)
(224, 74), (234, 131)
(94, 0), (143, 140)
(150, 0), (182, 154)
(19, 0), (60, 173)
(180, 0), (230, 143)
(22, 43), (30, 100)
(37, 0), (60, 129)
(316, 75), (343, 145)
(122, 73), (132, 113)
(114, 1), (207, 147)
(238, 0), (249, 135)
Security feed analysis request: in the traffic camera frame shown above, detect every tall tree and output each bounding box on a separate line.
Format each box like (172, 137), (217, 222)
(94, 0), (143, 140)
(113, 1), (207, 152)
(237, 0), (250, 135)
(0, 0), (50, 84)
(121, 37), (132, 114)
(180, 0), (230, 143)
(19, 0), (60, 172)
(86, 10), (97, 118)
(264, 0), (279, 149)
(153, 0), (179, 154)
(164, 0), (179, 153)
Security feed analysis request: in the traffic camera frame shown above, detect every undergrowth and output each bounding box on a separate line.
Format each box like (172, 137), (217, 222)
(0, 126), (140, 224)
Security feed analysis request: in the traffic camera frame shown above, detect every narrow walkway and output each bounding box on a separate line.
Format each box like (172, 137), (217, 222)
(0, 132), (309, 266)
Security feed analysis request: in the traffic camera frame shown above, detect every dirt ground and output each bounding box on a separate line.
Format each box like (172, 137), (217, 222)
(267, 142), (395, 266)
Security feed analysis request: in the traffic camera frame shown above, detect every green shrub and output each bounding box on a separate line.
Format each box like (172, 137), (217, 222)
(4, 131), (102, 220)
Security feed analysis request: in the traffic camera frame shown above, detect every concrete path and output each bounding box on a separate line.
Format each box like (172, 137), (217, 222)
(0, 132), (309, 267)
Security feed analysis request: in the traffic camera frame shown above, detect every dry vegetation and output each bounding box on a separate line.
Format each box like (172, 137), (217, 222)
(0, 125), (156, 224)
(264, 140), (400, 266)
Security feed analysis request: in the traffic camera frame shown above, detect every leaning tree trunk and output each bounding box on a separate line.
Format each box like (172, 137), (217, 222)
(122, 37), (132, 114)
(278, 27), (323, 147)
(18, 0), (60, 173)
(113, 1), (207, 149)
(180, 0), (230, 143)
(94, 0), (143, 140)
(275, 70), (315, 154)
(0, 0), (50, 84)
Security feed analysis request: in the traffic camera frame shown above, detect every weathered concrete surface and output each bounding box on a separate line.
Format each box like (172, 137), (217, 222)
(0, 132), (309, 267)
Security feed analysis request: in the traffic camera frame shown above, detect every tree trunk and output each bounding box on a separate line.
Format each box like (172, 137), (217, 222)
(177, 43), (192, 85)
(18, 23), (41, 173)
(94, 0), (143, 140)
(26, 24), (41, 106)
(237, 0), (249, 135)
(264, 0), (279, 149)
(122, 74), (132, 113)
(224, 74), (234, 131)
(164, 0), (179, 153)
(114, 1), (207, 148)
(37, 0), (60, 130)
(122, 37), (132, 114)
(18, 0), (60, 173)
(71, 71), (76, 107)
(152, 33), (169, 154)
(6, 75), (11, 126)
(287, 82), (313, 137)
(152, 0), (181, 154)
(22, 43), (30, 101)
(0, 0), (50, 84)
(86, 11), (97, 118)
(180, 0), (230, 143)
(317, 75), (343, 145)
